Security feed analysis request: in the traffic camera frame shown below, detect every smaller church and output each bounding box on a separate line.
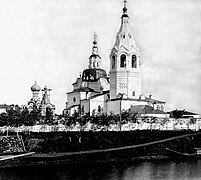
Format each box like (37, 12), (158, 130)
(66, 1), (166, 117)
(27, 81), (55, 118)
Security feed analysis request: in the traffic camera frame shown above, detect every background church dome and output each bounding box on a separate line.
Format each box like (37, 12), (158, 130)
(82, 68), (107, 82)
(31, 81), (41, 92)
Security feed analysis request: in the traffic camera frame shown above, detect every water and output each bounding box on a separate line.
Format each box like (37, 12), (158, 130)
(1, 160), (201, 180)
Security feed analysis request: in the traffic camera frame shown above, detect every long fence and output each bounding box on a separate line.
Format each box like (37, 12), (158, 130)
(0, 118), (201, 132)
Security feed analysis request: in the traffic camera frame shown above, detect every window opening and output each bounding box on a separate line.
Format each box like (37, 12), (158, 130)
(132, 55), (137, 68)
(120, 54), (126, 68)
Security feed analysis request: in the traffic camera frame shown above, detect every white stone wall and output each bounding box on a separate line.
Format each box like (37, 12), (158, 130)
(109, 51), (141, 100)
(81, 99), (90, 115)
(67, 92), (81, 108)
(106, 100), (121, 115)
(90, 95), (105, 115)
(107, 99), (148, 115)
(109, 73), (117, 99)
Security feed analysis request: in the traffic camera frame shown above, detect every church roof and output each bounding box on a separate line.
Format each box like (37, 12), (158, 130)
(145, 97), (166, 104)
(113, 0), (139, 54)
(72, 77), (81, 85)
(72, 87), (97, 93)
(109, 97), (165, 104)
(82, 68), (107, 82)
(168, 109), (199, 116)
(41, 93), (50, 105)
(66, 104), (79, 110)
(88, 90), (109, 100)
(41, 86), (55, 108)
(130, 105), (167, 115)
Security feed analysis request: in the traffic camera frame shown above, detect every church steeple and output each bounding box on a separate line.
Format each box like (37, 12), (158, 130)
(122, 0), (128, 17)
(109, 0), (141, 100)
(112, 0), (139, 53)
(88, 33), (102, 69)
(92, 32), (98, 55)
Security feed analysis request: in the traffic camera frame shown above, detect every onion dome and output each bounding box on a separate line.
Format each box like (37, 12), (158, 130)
(31, 81), (41, 92)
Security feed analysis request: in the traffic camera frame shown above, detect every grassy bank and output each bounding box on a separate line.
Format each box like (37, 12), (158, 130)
(1, 130), (201, 162)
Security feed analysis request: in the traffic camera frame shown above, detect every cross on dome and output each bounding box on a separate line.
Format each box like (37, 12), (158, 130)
(91, 32), (99, 55)
(123, 0), (127, 14)
(93, 32), (97, 45)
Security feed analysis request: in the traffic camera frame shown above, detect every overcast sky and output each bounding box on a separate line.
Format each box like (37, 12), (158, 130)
(0, 0), (201, 114)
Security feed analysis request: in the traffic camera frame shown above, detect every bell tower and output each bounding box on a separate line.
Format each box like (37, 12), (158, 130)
(109, 0), (141, 99)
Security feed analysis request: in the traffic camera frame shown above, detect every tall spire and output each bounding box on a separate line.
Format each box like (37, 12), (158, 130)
(92, 32), (98, 55)
(88, 33), (102, 69)
(112, 0), (139, 54)
(122, 0), (128, 16)
(41, 86), (52, 105)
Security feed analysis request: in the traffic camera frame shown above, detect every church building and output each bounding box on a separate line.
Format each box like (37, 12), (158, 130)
(66, 1), (166, 117)
(27, 81), (55, 117)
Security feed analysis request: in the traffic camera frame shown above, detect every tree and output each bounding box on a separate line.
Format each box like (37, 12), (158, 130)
(20, 107), (41, 126)
(6, 106), (21, 127)
(0, 112), (8, 126)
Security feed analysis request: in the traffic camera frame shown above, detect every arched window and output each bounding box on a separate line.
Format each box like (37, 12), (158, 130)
(98, 105), (101, 112)
(132, 91), (135, 96)
(120, 54), (126, 68)
(93, 62), (95, 68)
(132, 55), (137, 68)
(81, 106), (84, 115)
(112, 55), (116, 69)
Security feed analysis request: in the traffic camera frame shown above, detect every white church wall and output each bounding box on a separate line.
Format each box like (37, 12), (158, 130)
(69, 106), (79, 116)
(107, 100), (148, 115)
(81, 100), (90, 115)
(90, 95), (105, 115)
(67, 91), (90, 109)
(67, 92), (81, 108)
(80, 92), (87, 100)
(107, 100), (121, 114)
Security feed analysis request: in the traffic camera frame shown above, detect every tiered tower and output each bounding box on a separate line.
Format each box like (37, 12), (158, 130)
(88, 33), (102, 69)
(109, 0), (141, 99)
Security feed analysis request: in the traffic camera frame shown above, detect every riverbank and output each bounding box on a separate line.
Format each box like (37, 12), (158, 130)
(2, 130), (200, 154)
(1, 130), (201, 168)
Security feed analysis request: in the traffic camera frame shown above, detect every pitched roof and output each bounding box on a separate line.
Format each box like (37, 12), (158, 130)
(145, 97), (166, 104)
(66, 104), (79, 110)
(168, 110), (199, 116)
(130, 105), (167, 114)
(88, 90), (109, 100)
(41, 92), (55, 108)
(67, 87), (97, 94)
(41, 93), (50, 105)
(72, 78), (81, 85)
(109, 97), (165, 104)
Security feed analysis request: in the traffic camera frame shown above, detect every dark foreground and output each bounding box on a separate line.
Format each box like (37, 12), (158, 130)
(1, 159), (201, 180)
(1, 130), (201, 168)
